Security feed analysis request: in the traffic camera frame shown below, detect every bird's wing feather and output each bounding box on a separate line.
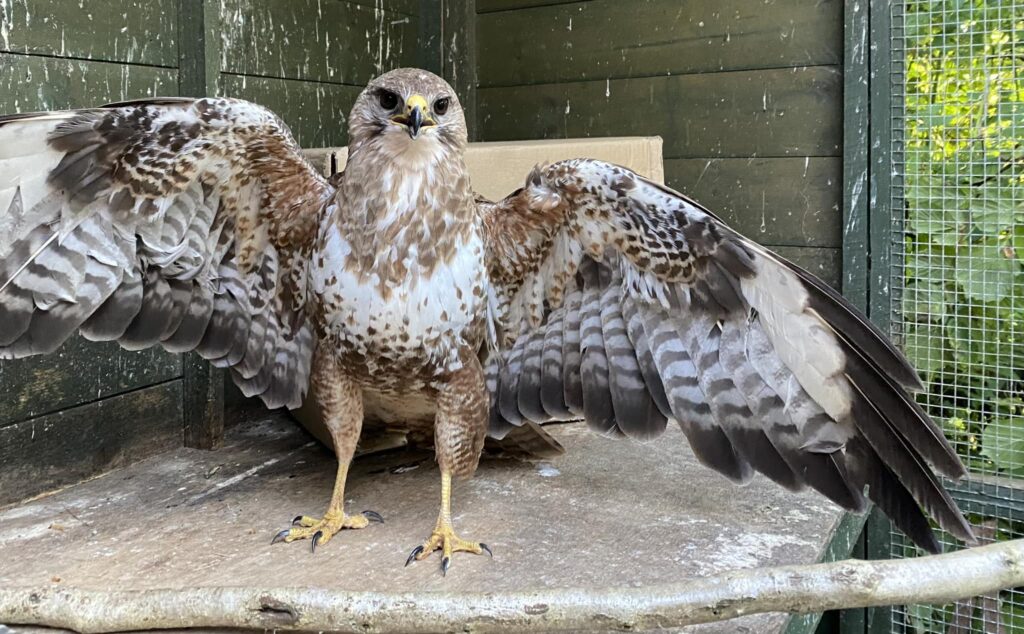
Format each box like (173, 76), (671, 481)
(0, 98), (332, 409)
(480, 158), (972, 553)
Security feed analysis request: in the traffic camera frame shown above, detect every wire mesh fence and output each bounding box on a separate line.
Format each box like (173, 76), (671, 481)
(889, 0), (1023, 631)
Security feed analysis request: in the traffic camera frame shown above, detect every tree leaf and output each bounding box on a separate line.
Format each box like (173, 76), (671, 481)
(954, 242), (1019, 302)
(982, 419), (1024, 474)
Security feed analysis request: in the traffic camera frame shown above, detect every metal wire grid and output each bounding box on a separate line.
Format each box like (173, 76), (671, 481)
(889, 0), (1024, 631)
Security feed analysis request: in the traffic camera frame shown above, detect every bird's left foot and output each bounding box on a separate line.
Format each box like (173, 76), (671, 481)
(405, 521), (492, 575)
(271, 509), (383, 552)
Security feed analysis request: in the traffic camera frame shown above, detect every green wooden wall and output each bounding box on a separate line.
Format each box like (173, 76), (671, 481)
(0, 0), (418, 506)
(474, 0), (844, 288)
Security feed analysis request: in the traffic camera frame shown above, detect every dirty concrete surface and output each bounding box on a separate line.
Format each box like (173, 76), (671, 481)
(0, 415), (846, 633)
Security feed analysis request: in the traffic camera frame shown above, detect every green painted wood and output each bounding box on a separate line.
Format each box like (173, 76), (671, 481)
(477, 0), (579, 13)
(783, 511), (870, 634)
(418, 0), (443, 74)
(843, 0), (871, 312)
(442, 0), (477, 138)
(183, 353), (224, 450)
(772, 246), (841, 290)
(349, 0), (420, 16)
(178, 0), (221, 97)
(477, 0), (841, 88)
(219, 74), (359, 148)
(864, 508), (894, 634)
(0, 337), (181, 427)
(0, 381), (183, 506)
(0, 0), (178, 67)
(219, 0), (418, 86)
(666, 157), (841, 248)
(0, 53), (178, 111)
(477, 66), (842, 159)
(867, 0), (894, 334)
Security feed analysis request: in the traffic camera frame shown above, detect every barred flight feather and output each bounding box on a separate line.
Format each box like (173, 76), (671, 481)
(483, 158), (974, 553)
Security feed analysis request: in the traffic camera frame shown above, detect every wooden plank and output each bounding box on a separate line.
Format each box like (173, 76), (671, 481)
(477, 0), (841, 87)
(183, 354), (224, 450)
(666, 157), (841, 248)
(476, 66), (842, 159)
(0, 381), (183, 507)
(0, 53), (178, 111)
(178, 0), (221, 97)
(418, 0), (443, 74)
(219, 74), (359, 148)
(0, 0), (178, 67)
(442, 0), (477, 137)
(772, 246), (841, 290)
(219, 0), (418, 86)
(0, 337), (181, 427)
(477, 0), (581, 12)
(782, 511), (870, 634)
(867, 0), (894, 333)
(350, 0), (421, 16)
(843, 0), (871, 310)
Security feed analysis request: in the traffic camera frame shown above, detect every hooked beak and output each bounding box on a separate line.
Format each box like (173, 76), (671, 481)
(391, 94), (434, 139)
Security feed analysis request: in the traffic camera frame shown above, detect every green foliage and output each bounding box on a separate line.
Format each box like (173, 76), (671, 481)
(901, 0), (1024, 475)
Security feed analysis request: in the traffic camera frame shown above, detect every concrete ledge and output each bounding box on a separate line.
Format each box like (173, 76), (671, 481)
(0, 415), (848, 633)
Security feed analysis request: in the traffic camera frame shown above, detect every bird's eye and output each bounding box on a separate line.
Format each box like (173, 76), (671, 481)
(433, 97), (450, 116)
(378, 91), (399, 111)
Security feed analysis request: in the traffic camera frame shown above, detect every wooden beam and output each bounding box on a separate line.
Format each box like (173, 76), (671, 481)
(0, 382), (184, 506)
(183, 354), (224, 450)
(177, 0), (220, 98)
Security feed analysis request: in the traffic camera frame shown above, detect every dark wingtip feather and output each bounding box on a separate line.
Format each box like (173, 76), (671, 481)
(848, 437), (944, 554)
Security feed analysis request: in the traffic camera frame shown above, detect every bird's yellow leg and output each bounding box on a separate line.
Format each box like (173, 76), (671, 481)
(272, 354), (381, 552)
(405, 470), (491, 575)
(272, 459), (383, 551)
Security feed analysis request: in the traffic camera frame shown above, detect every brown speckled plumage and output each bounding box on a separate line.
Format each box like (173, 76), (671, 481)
(0, 68), (975, 559)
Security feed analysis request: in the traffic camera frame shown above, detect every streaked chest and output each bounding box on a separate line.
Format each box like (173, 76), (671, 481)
(311, 204), (487, 373)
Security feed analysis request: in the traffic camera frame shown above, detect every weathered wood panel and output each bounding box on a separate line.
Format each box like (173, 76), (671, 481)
(0, 338), (181, 427)
(348, 0), (420, 16)
(477, 0), (578, 12)
(477, 66), (842, 159)
(666, 157), (842, 248)
(220, 0), (418, 86)
(478, 0), (841, 87)
(0, 381), (183, 506)
(0, 53), (178, 112)
(219, 74), (358, 147)
(0, 0), (178, 67)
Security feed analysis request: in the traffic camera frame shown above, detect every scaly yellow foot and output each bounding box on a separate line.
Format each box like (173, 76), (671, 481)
(271, 508), (383, 552)
(404, 470), (492, 575)
(405, 519), (492, 575)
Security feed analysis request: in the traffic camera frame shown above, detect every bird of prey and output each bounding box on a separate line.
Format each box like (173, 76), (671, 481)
(0, 67), (975, 573)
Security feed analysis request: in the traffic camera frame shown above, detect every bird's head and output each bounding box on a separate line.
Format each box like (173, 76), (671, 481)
(348, 68), (467, 155)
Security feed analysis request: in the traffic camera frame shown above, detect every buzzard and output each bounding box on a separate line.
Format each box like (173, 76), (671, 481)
(0, 68), (974, 573)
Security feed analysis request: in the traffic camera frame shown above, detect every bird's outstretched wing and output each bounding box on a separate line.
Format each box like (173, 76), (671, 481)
(0, 98), (332, 408)
(480, 158), (973, 553)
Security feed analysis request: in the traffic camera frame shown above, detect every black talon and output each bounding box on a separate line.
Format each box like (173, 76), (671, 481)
(480, 543), (493, 558)
(271, 529), (291, 545)
(441, 556), (451, 576)
(291, 515), (304, 526)
(311, 530), (323, 553)
(405, 545), (424, 567)
(363, 510), (385, 523)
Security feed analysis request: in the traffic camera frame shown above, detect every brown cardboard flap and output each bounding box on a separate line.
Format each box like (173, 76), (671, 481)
(302, 136), (664, 200)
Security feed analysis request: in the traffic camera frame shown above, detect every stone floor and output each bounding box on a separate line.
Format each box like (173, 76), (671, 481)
(0, 414), (847, 633)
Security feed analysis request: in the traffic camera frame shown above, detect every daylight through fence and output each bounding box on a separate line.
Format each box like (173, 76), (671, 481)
(889, 0), (1024, 631)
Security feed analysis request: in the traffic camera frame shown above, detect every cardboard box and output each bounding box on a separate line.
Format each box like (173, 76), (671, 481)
(304, 136), (664, 198)
(294, 137), (664, 451)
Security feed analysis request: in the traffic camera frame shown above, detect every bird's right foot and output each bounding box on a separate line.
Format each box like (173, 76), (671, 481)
(271, 508), (383, 552)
